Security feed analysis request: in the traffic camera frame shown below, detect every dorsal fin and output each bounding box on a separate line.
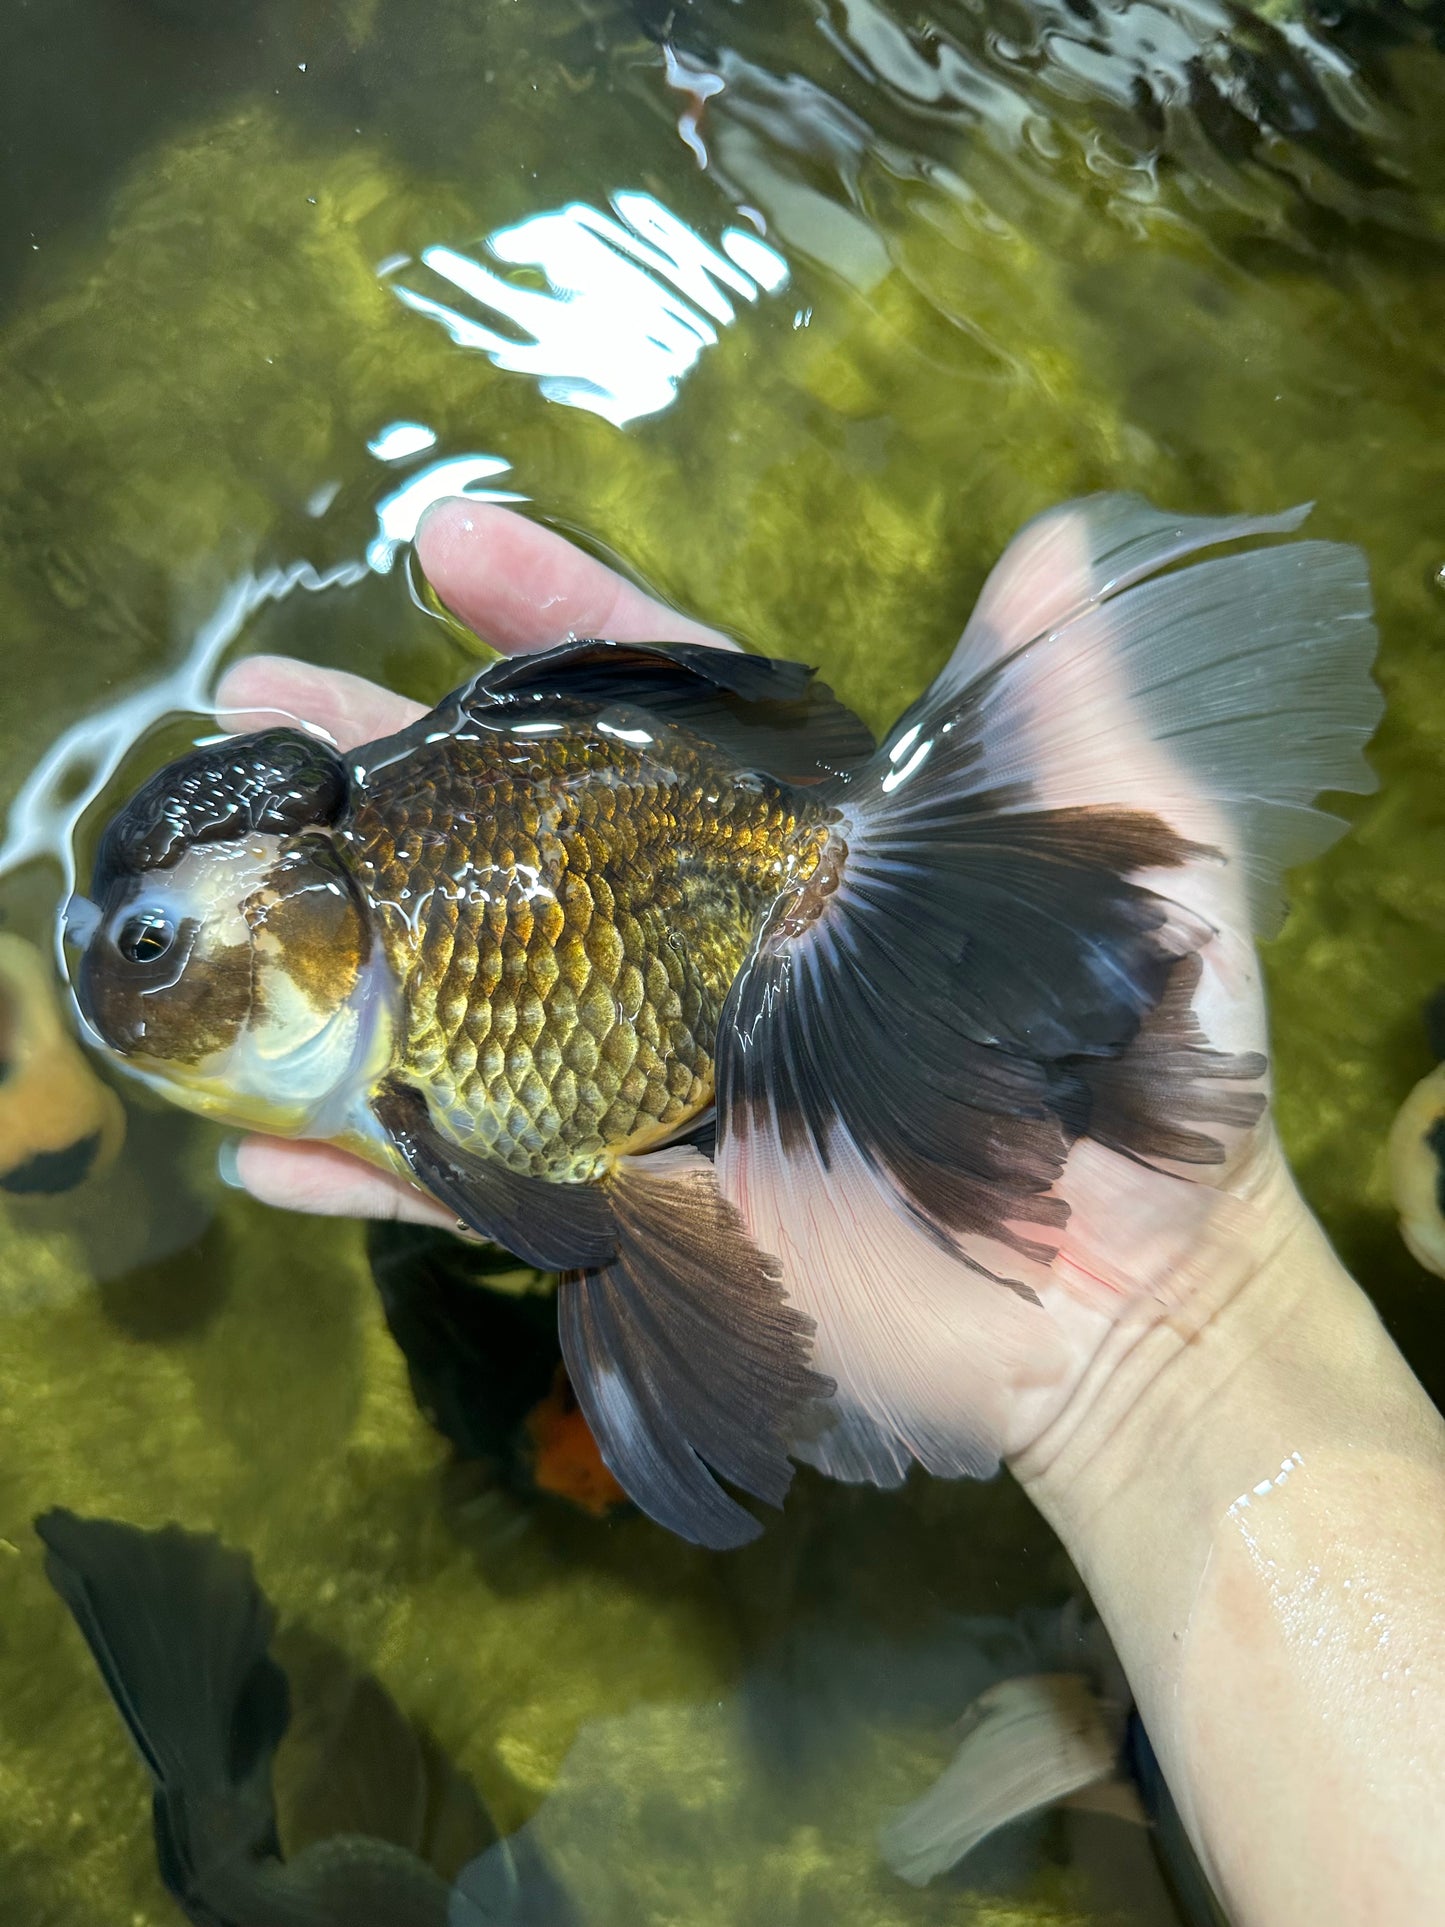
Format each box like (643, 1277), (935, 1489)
(361, 639), (875, 786)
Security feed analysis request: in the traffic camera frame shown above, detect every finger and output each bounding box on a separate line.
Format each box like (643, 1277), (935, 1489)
(214, 657), (425, 752)
(416, 498), (734, 654)
(228, 1135), (466, 1233)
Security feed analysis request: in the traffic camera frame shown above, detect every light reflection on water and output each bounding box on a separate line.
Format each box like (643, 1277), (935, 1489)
(365, 451), (523, 573)
(391, 191), (789, 427)
(0, 187), (789, 893)
(0, 561), (366, 923)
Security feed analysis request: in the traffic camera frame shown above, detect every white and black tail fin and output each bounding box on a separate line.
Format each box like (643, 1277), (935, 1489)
(36, 1508), (288, 1914)
(927, 495), (1379, 937)
(715, 495), (1381, 1487)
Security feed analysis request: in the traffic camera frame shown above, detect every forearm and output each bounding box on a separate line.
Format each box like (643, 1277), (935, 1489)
(1014, 1165), (1445, 1927)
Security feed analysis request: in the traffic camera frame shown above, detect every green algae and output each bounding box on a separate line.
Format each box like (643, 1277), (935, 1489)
(2, 1), (1445, 1920)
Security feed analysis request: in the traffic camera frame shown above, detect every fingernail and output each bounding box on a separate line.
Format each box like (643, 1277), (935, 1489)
(217, 1137), (246, 1190)
(416, 496), (475, 542)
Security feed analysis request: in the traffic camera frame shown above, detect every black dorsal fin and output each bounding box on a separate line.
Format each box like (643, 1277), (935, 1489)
(363, 639), (875, 787)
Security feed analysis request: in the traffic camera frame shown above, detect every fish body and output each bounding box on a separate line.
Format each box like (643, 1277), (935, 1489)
(348, 695), (826, 1183)
(71, 497), (1383, 1547)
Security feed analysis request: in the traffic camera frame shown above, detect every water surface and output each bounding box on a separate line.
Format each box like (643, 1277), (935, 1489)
(2, 1), (1444, 1920)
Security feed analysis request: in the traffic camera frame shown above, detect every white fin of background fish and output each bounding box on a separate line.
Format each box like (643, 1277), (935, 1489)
(718, 495), (1381, 1485)
(450, 1603), (1151, 1924)
(874, 1604), (1143, 1888)
(879, 1673), (1128, 1885)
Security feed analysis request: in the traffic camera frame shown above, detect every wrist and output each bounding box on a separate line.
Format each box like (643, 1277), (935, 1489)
(1012, 1140), (1427, 1549)
(1012, 1140), (1445, 1924)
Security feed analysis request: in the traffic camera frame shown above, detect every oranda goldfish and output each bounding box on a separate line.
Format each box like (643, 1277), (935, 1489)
(68, 497), (1381, 1546)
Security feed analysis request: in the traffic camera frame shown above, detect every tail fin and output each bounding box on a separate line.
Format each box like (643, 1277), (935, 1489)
(927, 494), (1379, 937)
(36, 1508), (288, 1920)
(716, 496), (1381, 1485)
(879, 1672), (1126, 1885)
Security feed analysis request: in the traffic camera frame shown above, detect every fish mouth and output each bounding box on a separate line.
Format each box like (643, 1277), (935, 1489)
(62, 894), (103, 950)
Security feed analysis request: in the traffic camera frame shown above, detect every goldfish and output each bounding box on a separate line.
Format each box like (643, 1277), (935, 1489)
(68, 496), (1381, 1546)
(368, 1221), (630, 1519)
(36, 1508), (571, 1927)
(0, 932), (124, 1195)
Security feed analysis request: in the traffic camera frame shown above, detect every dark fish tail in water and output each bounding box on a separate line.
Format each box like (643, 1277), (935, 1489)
(37, 1507), (290, 1925)
(1125, 1714), (1233, 1927)
(35, 1509), (461, 1927)
(71, 496), (1382, 1548)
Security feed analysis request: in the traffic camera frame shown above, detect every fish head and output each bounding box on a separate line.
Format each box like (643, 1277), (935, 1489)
(69, 730), (385, 1135)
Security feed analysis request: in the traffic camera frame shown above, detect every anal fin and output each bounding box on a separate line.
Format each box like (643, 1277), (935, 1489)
(558, 1147), (832, 1549)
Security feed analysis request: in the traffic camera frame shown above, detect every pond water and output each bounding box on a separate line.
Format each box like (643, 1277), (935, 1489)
(1, 0), (1443, 1921)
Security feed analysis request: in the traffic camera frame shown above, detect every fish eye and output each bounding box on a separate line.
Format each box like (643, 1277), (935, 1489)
(116, 909), (176, 965)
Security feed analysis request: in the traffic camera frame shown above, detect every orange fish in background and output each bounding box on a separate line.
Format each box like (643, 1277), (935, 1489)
(0, 932), (123, 1196)
(525, 1364), (629, 1518)
(368, 1221), (628, 1520)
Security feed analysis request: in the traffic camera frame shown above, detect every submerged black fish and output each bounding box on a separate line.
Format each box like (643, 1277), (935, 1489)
(68, 497), (1381, 1545)
(367, 1222), (630, 1518)
(35, 1508), (571, 1927)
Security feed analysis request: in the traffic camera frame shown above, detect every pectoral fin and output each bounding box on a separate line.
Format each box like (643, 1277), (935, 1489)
(370, 1093), (827, 1547)
(371, 1081), (615, 1272)
(558, 1147), (832, 1549)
